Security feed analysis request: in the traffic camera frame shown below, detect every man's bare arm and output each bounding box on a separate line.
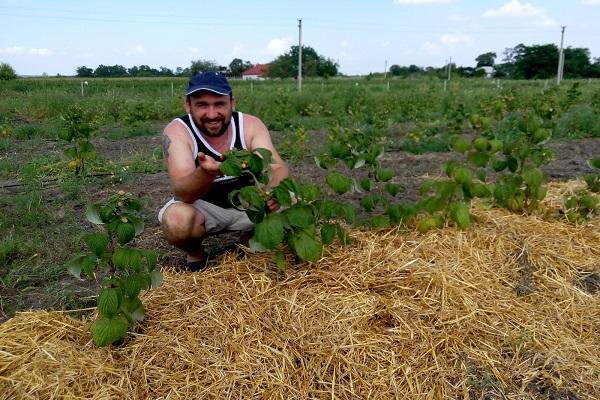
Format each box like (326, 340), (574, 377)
(162, 123), (220, 203)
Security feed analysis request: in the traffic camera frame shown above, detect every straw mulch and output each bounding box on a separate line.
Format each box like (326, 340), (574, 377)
(1, 181), (599, 399)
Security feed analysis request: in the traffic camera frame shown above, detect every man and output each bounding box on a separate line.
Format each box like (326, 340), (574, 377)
(159, 72), (289, 271)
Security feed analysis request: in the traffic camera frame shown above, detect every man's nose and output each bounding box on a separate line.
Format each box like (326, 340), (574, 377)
(206, 105), (218, 118)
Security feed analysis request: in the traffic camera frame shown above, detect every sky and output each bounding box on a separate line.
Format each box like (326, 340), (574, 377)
(1, 0), (599, 76)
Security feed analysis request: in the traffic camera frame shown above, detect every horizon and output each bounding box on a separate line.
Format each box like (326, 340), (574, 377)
(1, 0), (599, 77)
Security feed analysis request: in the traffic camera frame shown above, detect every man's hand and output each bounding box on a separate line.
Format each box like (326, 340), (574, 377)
(197, 152), (222, 177)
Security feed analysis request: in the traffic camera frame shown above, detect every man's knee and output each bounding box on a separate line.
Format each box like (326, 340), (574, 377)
(161, 202), (205, 243)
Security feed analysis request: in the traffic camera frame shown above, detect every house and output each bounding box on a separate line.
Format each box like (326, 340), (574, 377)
(477, 66), (494, 78)
(242, 64), (270, 80)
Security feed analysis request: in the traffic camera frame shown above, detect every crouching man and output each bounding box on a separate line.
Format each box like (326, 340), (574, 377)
(159, 72), (289, 271)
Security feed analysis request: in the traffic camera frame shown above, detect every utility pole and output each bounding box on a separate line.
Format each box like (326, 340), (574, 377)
(298, 18), (302, 92)
(447, 57), (452, 81)
(384, 59), (388, 79)
(556, 26), (566, 85)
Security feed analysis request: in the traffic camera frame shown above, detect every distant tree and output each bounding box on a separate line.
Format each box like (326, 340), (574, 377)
(0, 62), (17, 80)
(189, 59), (220, 76)
(76, 66), (94, 77)
(512, 44), (558, 79)
(94, 64), (128, 77)
(475, 52), (496, 68)
(159, 66), (174, 76)
(563, 47), (592, 78)
(228, 58), (253, 76)
(389, 64), (424, 77)
(267, 46), (338, 78)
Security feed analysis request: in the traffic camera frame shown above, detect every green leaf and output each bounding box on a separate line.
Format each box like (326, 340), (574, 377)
(82, 254), (98, 278)
(271, 185), (292, 207)
(150, 270), (163, 288)
(449, 202), (471, 230)
(588, 159), (600, 169)
(66, 254), (87, 278)
(360, 194), (379, 212)
(142, 250), (158, 271)
(523, 167), (544, 187)
(220, 156), (242, 177)
(451, 135), (471, 153)
(84, 232), (109, 257)
(239, 186), (266, 210)
(299, 183), (320, 202)
(97, 288), (120, 317)
(329, 142), (351, 159)
(248, 153), (266, 175)
(248, 237), (268, 252)
(85, 205), (104, 225)
(359, 178), (373, 192)
(283, 205), (315, 228)
(254, 148), (273, 165)
(64, 146), (78, 159)
(468, 151), (490, 168)
(121, 275), (143, 299)
(290, 229), (322, 262)
(314, 154), (336, 170)
(116, 222), (136, 245)
(91, 315), (129, 347)
(79, 141), (96, 157)
(506, 156), (519, 173)
(351, 156), (366, 169)
(370, 215), (390, 228)
(129, 217), (144, 236)
(375, 168), (395, 182)
(320, 223), (336, 245)
(326, 171), (353, 195)
(254, 213), (285, 249)
(121, 297), (145, 323)
(336, 224), (352, 245)
(453, 166), (473, 184)
(385, 183), (402, 197)
(492, 159), (508, 172)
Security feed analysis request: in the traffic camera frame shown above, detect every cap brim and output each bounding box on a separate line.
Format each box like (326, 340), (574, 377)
(185, 87), (231, 96)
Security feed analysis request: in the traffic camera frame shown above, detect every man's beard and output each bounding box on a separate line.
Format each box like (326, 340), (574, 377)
(196, 115), (231, 138)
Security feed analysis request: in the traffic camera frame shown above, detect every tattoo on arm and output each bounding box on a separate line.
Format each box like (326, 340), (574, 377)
(161, 134), (171, 160)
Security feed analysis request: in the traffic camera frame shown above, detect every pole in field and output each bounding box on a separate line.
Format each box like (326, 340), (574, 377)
(557, 26), (566, 85)
(298, 18), (303, 92)
(171, 82), (174, 97)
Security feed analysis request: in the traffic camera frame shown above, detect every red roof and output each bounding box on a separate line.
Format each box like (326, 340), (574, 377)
(242, 64), (270, 76)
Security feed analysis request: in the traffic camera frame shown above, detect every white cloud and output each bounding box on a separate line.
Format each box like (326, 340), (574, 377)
(261, 37), (293, 56)
(340, 40), (351, 48)
(228, 44), (245, 58)
(0, 46), (25, 54)
(483, 0), (557, 27)
(28, 48), (54, 56)
(189, 47), (200, 55)
(440, 33), (473, 46)
(0, 46), (53, 56)
(126, 45), (145, 56)
(582, 0), (600, 4)
(395, 0), (452, 4)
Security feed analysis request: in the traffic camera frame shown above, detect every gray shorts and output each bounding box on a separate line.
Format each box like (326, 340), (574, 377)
(158, 198), (254, 235)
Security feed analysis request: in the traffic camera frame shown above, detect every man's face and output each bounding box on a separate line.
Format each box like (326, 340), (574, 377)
(186, 91), (234, 137)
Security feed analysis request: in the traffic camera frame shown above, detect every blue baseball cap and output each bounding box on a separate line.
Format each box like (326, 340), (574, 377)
(185, 72), (232, 96)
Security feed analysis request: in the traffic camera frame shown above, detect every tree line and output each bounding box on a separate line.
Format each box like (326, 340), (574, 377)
(75, 45), (338, 79)
(388, 43), (600, 79)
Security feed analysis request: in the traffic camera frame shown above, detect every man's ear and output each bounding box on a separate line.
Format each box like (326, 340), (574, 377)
(231, 96), (237, 111)
(184, 97), (191, 113)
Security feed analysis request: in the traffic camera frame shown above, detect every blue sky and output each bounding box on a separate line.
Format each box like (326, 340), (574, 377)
(1, 0), (599, 76)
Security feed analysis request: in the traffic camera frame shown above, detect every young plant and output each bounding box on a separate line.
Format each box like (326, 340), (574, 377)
(583, 158), (600, 193)
(59, 105), (97, 175)
(67, 191), (162, 347)
(563, 192), (599, 224)
(488, 111), (553, 213)
(221, 148), (337, 270)
(314, 124), (414, 229)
